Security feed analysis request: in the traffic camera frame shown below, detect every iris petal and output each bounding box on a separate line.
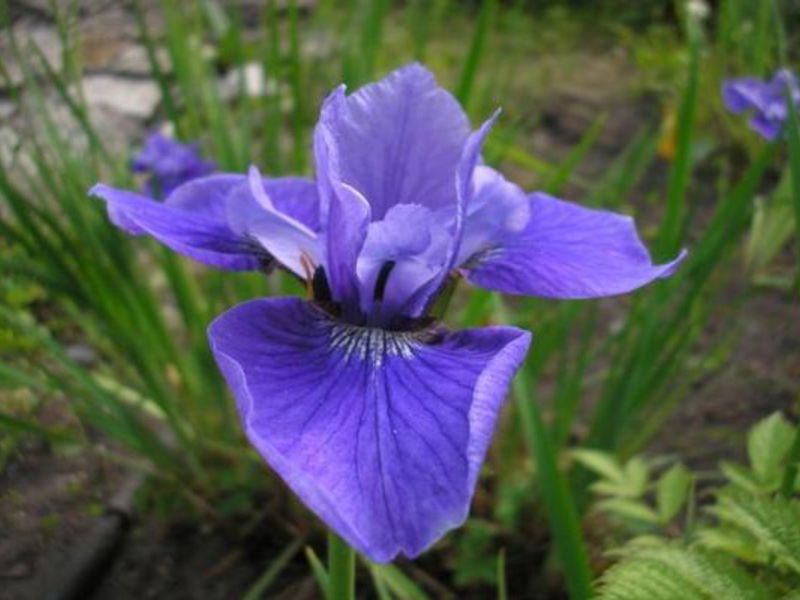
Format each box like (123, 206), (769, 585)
(722, 77), (771, 114)
(357, 203), (451, 322)
(90, 176), (263, 271)
(457, 166), (530, 267)
(132, 133), (216, 199)
(749, 113), (783, 141)
(313, 63), (470, 220)
(722, 70), (800, 140)
(92, 173), (321, 273)
(404, 112), (499, 317)
(462, 191), (686, 298)
(223, 168), (321, 277)
(208, 297), (531, 562)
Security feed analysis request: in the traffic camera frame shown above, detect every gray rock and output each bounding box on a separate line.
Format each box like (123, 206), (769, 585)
(81, 75), (160, 120)
(66, 343), (98, 366)
(0, 101), (18, 122)
(1, 24), (63, 89)
(301, 30), (336, 59)
(108, 45), (170, 77)
(13, 0), (118, 18)
(219, 62), (280, 101)
(79, 5), (139, 40)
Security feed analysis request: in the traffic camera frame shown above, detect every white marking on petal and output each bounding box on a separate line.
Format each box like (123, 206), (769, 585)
(329, 323), (419, 367)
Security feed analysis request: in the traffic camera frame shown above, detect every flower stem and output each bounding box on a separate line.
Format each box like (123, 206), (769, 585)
(327, 530), (355, 600)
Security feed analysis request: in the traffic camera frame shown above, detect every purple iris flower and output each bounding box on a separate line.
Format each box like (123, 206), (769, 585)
(133, 132), (217, 200)
(722, 69), (800, 140)
(90, 64), (685, 562)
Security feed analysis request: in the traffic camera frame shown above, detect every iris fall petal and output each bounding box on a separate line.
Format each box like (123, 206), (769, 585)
(208, 297), (531, 562)
(462, 191), (686, 298)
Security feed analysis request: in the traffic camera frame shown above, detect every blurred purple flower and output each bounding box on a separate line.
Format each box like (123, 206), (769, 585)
(90, 64), (685, 562)
(133, 132), (216, 199)
(722, 69), (800, 140)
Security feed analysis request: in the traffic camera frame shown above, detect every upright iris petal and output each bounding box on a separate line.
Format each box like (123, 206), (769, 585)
(92, 62), (685, 562)
(722, 69), (800, 140)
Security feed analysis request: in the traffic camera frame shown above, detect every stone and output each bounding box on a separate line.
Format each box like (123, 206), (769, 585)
(219, 62), (280, 101)
(80, 75), (160, 120)
(109, 45), (170, 77)
(65, 344), (97, 366)
(0, 101), (17, 122)
(1, 24), (63, 89)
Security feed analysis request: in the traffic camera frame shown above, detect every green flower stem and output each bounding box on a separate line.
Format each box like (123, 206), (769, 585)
(327, 530), (355, 600)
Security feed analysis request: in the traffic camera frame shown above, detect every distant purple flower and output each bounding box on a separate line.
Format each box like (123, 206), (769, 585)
(90, 64), (685, 562)
(722, 69), (800, 140)
(133, 132), (216, 199)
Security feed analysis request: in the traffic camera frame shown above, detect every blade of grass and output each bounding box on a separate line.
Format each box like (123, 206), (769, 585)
(492, 296), (593, 599)
(587, 142), (777, 453)
(656, 10), (701, 259)
(368, 563), (430, 600)
(0, 411), (77, 444)
(544, 114), (607, 195)
(305, 546), (330, 599)
(241, 536), (305, 600)
(455, 0), (496, 110)
(497, 548), (508, 600)
(778, 7), (800, 495)
(287, 0), (307, 173)
(132, 0), (182, 135)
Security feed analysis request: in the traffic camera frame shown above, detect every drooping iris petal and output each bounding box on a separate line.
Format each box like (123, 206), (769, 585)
(92, 173), (320, 272)
(357, 203), (450, 322)
(314, 63), (470, 220)
(461, 191), (686, 298)
(132, 132), (216, 199)
(208, 297), (531, 562)
(91, 176), (263, 271)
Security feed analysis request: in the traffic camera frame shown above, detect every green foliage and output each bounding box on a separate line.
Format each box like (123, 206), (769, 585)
(598, 543), (774, 600)
(452, 521), (499, 587)
(574, 449), (692, 527)
(656, 464), (693, 524)
(745, 169), (795, 284)
(596, 412), (800, 599)
(1, 0), (797, 596)
(368, 563), (430, 600)
(747, 411), (796, 489)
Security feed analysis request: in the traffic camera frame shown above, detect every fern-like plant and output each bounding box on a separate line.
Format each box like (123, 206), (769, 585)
(590, 412), (800, 599)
